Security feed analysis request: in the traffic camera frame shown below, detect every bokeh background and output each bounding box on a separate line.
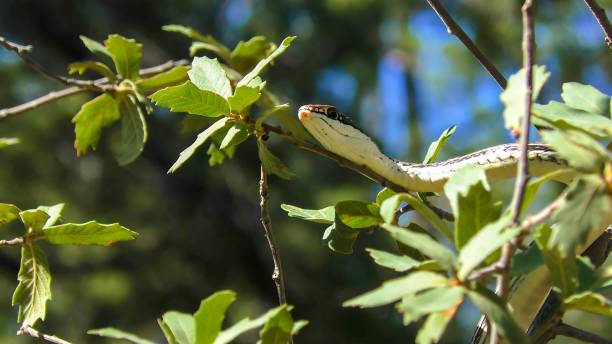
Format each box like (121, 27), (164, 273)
(0, 0), (610, 343)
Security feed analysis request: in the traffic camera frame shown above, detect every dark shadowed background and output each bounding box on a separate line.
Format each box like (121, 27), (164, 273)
(0, 0), (610, 343)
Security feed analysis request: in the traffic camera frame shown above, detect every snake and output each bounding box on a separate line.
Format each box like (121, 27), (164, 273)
(297, 104), (610, 342)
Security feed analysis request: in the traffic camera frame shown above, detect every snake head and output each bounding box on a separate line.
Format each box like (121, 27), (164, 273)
(298, 104), (354, 126)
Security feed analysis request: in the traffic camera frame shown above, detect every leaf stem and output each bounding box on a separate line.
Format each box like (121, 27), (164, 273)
(424, 0), (507, 89)
(17, 326), (72, 344)
(582, 0), (612, 49)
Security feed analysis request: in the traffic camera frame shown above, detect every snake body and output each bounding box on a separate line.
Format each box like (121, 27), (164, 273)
(297, 104), (608, 342)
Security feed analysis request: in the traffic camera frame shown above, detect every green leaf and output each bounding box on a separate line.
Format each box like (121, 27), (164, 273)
(219, 121), (250, 150)
(87, 328), (156, 344)
(72, 93), (121, 155)
(443, 165), (502, 250)
(375, 188), (395, 206)
(466, 286), (529, 344)
(501, 65), (550, 133)
(343, 271), (448, 308)
(521, 169), (573, 214)
(254, 104), (289, 130)
(423, 125), (456, 164)
(230, 36), (273, 74)
(163, 25), (231, 62)
(163, 311), (196, 344)
(37, 203), (64, 228)
(194, 290), (236, 344)
(228, 86), (261, 113)
(534, 224), (577, 297)
(510, 243), (543, 276)
(550, 175), (611, 257)
(280, 204), (334, 224)
(169, 117), (232, 173)
(11, 243), (51, 327)
(326, 217), (360, 254)
(561, 82), (610, 115)
(563, 291), (612, 316)
(541, 129), (611, 172)
(382, 224), (457, 272)
(114, 95), (148, 165)
(0, 203), (21, 225)
(380, 193), (453, 240)
(151, 81), (230, 117)
(104, 34), (142, 80)
(158, 318), (179, 344)
(214, 305), (292, 344)
(457, 212), (518, 280)
(68, 61), (116, 82)
(237, 36), (297, 87)
(416, 311), (455, 344)
(532, 101), (612, 139)
(257, 139), (294, 180)
(188, 57), (232, 99)
(79, 35), (114, 68)
(397, 286), (463, 325)
(366, 248), (423, 272)
(0, 137), (20, 149)
(137, 66), (190, 93)
(40, 221), (137, 246)
(334, 201), (381, 229)
(258, 305), (294, 344)
(19, 209), (50, 233)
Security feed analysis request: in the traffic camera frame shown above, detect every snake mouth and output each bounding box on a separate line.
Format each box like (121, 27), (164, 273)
(298, 107), (310, 121)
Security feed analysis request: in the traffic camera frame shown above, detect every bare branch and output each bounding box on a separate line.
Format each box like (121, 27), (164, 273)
(259, 165), (287, 305)
(0, 237), (23, 246)
(582, 0), (612, 49)
(0, 59), (189, 121)
(424, 0), (507, 89)
(17, 326), (72, 344)
(556, 323), (612, 344)
(490, 2), (536, 343)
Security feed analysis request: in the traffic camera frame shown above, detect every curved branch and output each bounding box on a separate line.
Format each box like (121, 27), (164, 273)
(582, 0), (612, 49)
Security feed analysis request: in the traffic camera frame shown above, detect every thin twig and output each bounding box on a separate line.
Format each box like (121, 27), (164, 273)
(424, 0), (507, 89)
(582, 0), (612, 49)
(491, 3), (536, 343)
(0, 237), (23, 246)
(0, 36), (114, 92)
(556, 323), (612, 344)
(17, 326), (72, 344)
(259, 165), (287, 305)
(0, 59), (188, 121)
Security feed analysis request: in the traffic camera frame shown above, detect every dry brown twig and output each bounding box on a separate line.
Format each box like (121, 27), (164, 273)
(582, 0), (612, 48)
(17, 326), (72, 344)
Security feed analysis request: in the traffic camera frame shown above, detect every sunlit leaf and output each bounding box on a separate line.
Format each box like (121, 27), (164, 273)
(114, 95), (148, 165)
(0, 203), (21, 225)
(194, 290), (236, 344)
(237, 36), (297, 87)
(534, 224), (577, 297)
(541, 129), (611, 172)
(423, 125), (456, 164)
(380, 193), (452, 240)
(563, 291), (612, 316)
(40, 221), (137, 246)
(168, 117), (231, 173)
(280, 204), (334, 224)
(137, 66), (190, 93)
(11, 243), (51, 327)
(37, 203), (64, 228)
(258, 305), (294, 344)
(163, 24), (231, 61)
(228, 86), (261, 113)
(151, 81), (230, 117)
(72, 93), (121, 155)
(0, 137), (20, 149)
(79, 35), (114, 68)
(215, 305), (294, 344)
(87, 327), (155, 344)
(397, 286), (463, 325)
(343, 271), (448, 308)
(335, 201), (381, 229)
(375, 188), (395, 206)
(366, 248), (423, 272)
(326, 217), (360, 254)
(257, 139), (294, 180)
(104, 34), (142, 80)
(19, 209), (50, 234)
(561, 82), (610, 115)
(219, 121), (250, 150)
(162, 311), (196, 344)
(230, 36), (274, 74)
(501, 65), (550, 134)
(416, 311), (456, 344)
(188, 57), (232, 99)
(532, 101), (612, 139)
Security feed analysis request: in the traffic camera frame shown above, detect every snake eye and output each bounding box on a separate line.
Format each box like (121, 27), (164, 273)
(327, 109), (339, 119)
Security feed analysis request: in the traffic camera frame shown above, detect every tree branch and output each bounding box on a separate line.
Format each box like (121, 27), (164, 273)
(0, 59), (188, 121)
(17, 326), (72, 344)
(259, 165), (287, 306)
(0, 237), (23, 246)
(424, 0), (507, 89)
(490, 2), (536, 343)
(556, 323), (612, 344)
(582, 0), (612, 49)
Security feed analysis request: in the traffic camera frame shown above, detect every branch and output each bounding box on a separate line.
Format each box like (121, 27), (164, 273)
(17, 326), (72, 344)
(424, 0), (507, 89)
(0, 59), (189, 121)
(491, 3), (536, 343)
(259, 165), (287, 305)
(556, 323), (612, 344)
(582, 0), (612, 49)
(0, 36), (114, 92)
(0, 237), (23, 246)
